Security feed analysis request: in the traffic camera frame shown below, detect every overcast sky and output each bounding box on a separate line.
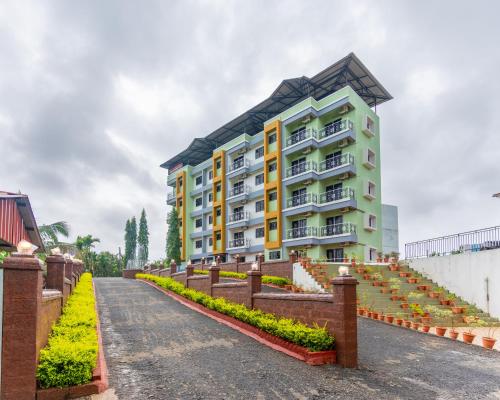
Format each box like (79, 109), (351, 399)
(1, 1), (499, 259)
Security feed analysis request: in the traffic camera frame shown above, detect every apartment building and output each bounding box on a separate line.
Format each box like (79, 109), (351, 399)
(162, 53), (393, 263)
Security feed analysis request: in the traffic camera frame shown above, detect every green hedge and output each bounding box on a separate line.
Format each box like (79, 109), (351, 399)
(138, 273), (334, 351)
(37, 273), (98, 388)
(193, 269), (292, 287)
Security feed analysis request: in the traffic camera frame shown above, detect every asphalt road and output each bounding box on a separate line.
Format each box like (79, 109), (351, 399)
(94, 278), (500, 400)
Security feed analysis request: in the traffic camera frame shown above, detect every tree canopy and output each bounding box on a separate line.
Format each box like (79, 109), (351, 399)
(166, 208), (181, 264)
(138, 208), (149, 261)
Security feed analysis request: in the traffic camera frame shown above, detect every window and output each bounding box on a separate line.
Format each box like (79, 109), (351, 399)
(366, 214), (377, 231)
(269, 220), (277, 230)
(215, 232), (221, 240)
(255, 200), (264, 212)
(268, 162), (277, 172)
(195, 219), (202, 228)
(363, 115), (375, 137)
(195, 176), (203, 186)
(269, 250), (281, 260)
(216, 184), (221, 193)
(209, 238), (213, 246)
(195, 240), (202, 249)
(256, 227), (264, 238)
(208, 215), (213, 225)
(178, 199), (183, 207)
(363, 148), (376, 169)
(208, 193), (213, 203)
(255, 173), (264, 186)
(326, 248), (344, 262)
(195, 197), (202, 207)
(216, 208), (221, 217)
(268, 133), (276, 144)
(208, 170), (213, 180)
(216, 160), (221, 169)
(255, 146), (264, 159)
(268, 191), (277, 201)
(364, 181), (376, 200)
(369, 248), (377, 262)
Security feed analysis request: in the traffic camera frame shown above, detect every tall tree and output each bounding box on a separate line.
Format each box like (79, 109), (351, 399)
(75, 234), (100, 273)
(39, 221), (70, 249)
(166, 208), (181, 264)
(124, 219), (132, 266)
(130, 216), (137, 261)
(138, 208), (149, 262)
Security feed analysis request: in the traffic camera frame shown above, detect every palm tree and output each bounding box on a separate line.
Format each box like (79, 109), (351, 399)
(75, 235), (100, 251)
(39, 221), (70, 249)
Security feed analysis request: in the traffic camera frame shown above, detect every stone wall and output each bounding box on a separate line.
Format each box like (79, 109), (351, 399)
(186, 275), (211, 294)
(212, 282), (250, 307)
(36, 290), (63, 356)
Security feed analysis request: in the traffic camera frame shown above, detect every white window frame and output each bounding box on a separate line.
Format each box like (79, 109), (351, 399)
(365, 213), (377, 231)
(363, 148), (376, 170)
(362, 115), (375, 137)
(364, 180), (376, 201)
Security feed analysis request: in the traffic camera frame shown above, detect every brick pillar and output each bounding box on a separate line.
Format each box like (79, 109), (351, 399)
(247, 269), (262, 309)
(65, 257), (74, 292)
(73, 259), (83, 282)
(186, 263), (194, 278)
(0, 254), (42, 400)
(208, 264), (220, 296)
(289, 250), (298, 264)
(46, 254), (66, 294)
(170, 260), (177, 275)
(330, 275), (358, 368)
(235, 255), (240, 273)
(257, 253), (264, 271)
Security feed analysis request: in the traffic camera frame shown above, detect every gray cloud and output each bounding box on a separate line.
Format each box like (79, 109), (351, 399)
(1, 0), (499, 258)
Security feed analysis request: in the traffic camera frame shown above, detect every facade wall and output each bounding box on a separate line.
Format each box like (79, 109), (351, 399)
(382, 204), (399, 255)
(409, 249), (500, 319)
(168, 87), (384, 265)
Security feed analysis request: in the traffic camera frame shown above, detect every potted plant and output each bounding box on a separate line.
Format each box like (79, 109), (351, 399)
(452, 305), (466, 314)
(363, 266), (373, 280)
(350, 253), (357, 266)
(482, 326), (498, 350)
(404, 319), (412, 328)
(390, 251), (400, 263)
(408, 291), (424, 305)
(372, 272), (382, 287)
(395, 313), (404, 326)
(385, 314), (394, 324)
(376, 251), (383, 263)
(412, 321), (420, 330)
(383, 253), (390, 263)
(430, 307), (453, 337)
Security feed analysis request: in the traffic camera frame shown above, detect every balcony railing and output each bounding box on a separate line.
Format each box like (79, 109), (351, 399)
(317, 119), (353, 140)
(286, 226), (318, 239)
(318, 153), (354, 172)
(286, 193), (317, 208)
(228, 211), (250, 223)
(319, 188), (355, 204)
(228, 158), (250, 172)
(320, 223), (356, 237)
(228, 185), (250, 197)
(285, 128), (317, 148)
(285, 161), (317, 178)
(228, 238), (251, 249)
(167, 192), (176, 201)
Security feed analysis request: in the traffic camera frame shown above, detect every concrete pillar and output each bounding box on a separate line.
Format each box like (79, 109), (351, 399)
(247, 269), (262, 309)
(330, 275), (358, 368)
(208, 264), (220, 296)
(0, 253), (42, 400)
(170, 260), (177, 275)
(186, 263), (194, 278)
(46, 254), (65, 294)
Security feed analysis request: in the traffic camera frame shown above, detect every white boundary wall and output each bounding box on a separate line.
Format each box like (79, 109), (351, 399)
(408, 249), (500, 319)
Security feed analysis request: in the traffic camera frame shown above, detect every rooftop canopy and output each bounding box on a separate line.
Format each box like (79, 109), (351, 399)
(161, 52), (392, 171)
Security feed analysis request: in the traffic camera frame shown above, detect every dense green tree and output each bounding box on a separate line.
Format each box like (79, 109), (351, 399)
(39, 221), (71, 250)
(75, 234), (100, 273)
(124, 218), (137, 267)
(138, 208), (149, 261)
(166, 208), (181, 264)
(93, 251), (122, 277)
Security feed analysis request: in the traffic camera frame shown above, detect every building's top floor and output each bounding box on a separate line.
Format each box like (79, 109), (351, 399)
(161, 52), (392, 173)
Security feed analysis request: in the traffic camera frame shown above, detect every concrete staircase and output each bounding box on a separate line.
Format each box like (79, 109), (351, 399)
(302, 260), (499, 327)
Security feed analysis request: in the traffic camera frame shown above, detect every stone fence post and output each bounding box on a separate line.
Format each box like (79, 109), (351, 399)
(170, 260), (177, 275)
(0, 253), (42, 400)
(186, 262), (194, 278)
(208, 262), (220, 296)
(330, 274), (358, 368)
(46, 254), (66, 295)
(247, 269), (262, 309)
(65, 257), (74, 291)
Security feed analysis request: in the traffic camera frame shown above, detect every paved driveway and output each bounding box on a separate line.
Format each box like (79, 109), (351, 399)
(94, 278), (500, 400)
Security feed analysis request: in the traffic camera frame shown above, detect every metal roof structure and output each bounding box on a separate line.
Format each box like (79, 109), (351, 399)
(161, 52), (392, 170)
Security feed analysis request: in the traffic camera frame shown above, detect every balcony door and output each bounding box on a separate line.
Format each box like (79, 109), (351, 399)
(233, 206), (243, 220)
(233, 231), (244, 247)
(291, 188), (307, 206)
(325, 151), (342, 169)
(325, 182), (342, 202)
(324, 118), (342, 137)
(291, 127), (306, 144)
(326, 215), (343, 235)
(233, 155), (244, 170)
(291, 157), (306, 175)
(292, 219), (307, 238)
(326, 248), (344, 262)
(233, 180), (244, 195)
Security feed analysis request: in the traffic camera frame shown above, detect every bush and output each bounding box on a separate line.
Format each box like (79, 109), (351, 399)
(37, 273), (98, 388)
(193, 270), (292, 287)
(137, 273), (333, 351)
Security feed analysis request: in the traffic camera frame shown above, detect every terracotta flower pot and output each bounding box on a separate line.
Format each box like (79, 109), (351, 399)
(452, 306), (465, 314)
(482, 337), (497, 350)
(363, 274), (371, 280)
(435, 327), (447, 336)
(428, 292), (440, 298)
(367, 311), (373, 319)
(439, 299), (450, 306)
(372, 312), (379, 320)
(404, 320), (412, 328)
(385, 315), (394, 324)
(422, 325), (430, 333)
(421, 316), (432, 324)
(383, 257), (389, 262)
(400, 303), (409, 309)
(380, 288), (390, 294)
(449, 330), (459, 340)
(462, 332), (475, 344)
(378, 314), (385, 321)
(407, 278), (418, 284)
(412, 322), (420, 330)
(396, 318), (403, 326)
(389, 265), (399, 271)
(390, 295), (399, 301)
(372, 281), (381, 287)
(399, 272), (409, 278)
(357, 308), (363, 316)
(356, 268), (365, 274)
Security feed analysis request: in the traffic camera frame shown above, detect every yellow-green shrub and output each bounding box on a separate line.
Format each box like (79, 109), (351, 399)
(37, 273), (98, 388)
(137, 273), (334, 351)
(193, 269), (292, 287)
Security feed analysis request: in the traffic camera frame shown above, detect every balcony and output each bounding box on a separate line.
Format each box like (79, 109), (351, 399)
(284, 161), (318, 185)
(283, 223), (357, 247)
(167, 191), (176, 205)
(227, 211), (250, 229)
(282, 119), (355, 156)
(317, 153), (356, 180)
(227, 158), (250, 179)
(286, 193), (317, 208)
(227, 184), (250, 204)
(227, 238), (251, 250)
